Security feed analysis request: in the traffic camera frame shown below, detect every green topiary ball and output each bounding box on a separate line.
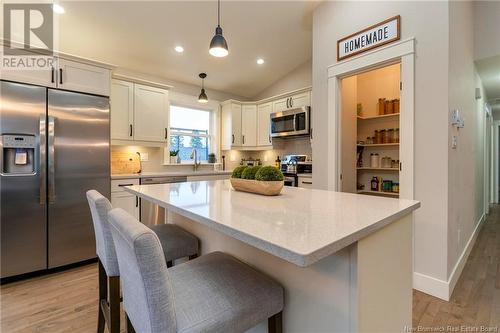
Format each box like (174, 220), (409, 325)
(241, 165), (262, 179)
(255, 166), (284, 181)
(231, 165), (248, 178)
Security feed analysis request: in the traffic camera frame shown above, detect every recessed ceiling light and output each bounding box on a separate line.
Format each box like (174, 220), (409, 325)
(174, 46), (184, 53)
(257, 58), (265, 65)
(52, 4), (65, 14)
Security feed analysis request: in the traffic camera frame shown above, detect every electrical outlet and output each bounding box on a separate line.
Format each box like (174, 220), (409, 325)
(451, 135), (457, 149)
(140, 153), (148, 161)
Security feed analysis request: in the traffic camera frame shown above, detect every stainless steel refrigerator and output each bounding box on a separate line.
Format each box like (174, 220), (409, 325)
(0, 80), (110, 279)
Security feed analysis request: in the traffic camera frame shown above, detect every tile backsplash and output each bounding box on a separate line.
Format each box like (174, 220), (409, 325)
(222, 136), (312, 170)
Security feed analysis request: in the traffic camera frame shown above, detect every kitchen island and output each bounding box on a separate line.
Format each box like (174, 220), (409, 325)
(124, 180), (420, 333)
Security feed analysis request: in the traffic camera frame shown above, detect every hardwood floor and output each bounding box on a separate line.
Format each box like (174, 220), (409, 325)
(1, 205), (499, 333)
(413, 204), (500, 331)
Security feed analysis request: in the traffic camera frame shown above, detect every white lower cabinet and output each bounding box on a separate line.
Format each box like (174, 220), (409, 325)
(111, 179), (140, 220)
(298, 176), (313, 189)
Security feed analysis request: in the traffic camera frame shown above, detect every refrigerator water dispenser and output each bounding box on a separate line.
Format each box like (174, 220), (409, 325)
(1, 134), (36, 175)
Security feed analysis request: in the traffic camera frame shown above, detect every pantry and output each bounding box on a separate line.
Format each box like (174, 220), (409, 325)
(340, 62), (402, 197)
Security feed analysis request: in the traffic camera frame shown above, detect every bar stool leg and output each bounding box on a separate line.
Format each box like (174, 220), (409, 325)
(97, 260), (106, 333)
(126, 312), (136, 333)
(108, 276), (120, 333)
(268, 311), (283, 333)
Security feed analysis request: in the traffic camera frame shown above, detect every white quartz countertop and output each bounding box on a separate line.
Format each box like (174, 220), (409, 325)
(111, 170), (232, 180)
(124, 180), (420, 267)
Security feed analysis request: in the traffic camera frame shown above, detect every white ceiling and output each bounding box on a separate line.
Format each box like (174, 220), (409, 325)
(475, 55), (500, 105)
(57, 1), (316, 98)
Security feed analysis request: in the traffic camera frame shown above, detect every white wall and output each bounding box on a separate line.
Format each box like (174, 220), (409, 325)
(447, 0), (488, 281)
(473, 0), (500, 60)
(253, 60), (312, 100)
(313, 1), (451, 287)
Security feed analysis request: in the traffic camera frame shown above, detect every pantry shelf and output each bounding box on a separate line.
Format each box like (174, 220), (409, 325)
(357, 113), (400, 120)
(357, 167), (399, 171)
(357, 143), (400, 147)
(357, 190), (400, 197)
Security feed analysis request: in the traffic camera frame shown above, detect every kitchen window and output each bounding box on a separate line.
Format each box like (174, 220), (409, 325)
(169, 105), (211, 162)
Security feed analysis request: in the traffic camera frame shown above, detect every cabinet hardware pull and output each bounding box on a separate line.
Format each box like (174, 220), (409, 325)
(286, 97), (289, 108)
(232, 134), (235, 144)
(59, 68), (63, 84)
(242, 135), (245, 144)
(165, 128), (168, 139)
(129, 124), (133, 137)
(118, 184), (134, 187)
(51, 67), (55, 83)
(269, 135), (271, 143)
(302, 181), (312, 185)
(136, 196), (139, 207)
(290, 98), (293, 108)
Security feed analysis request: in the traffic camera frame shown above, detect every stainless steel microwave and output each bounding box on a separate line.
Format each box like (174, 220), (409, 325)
(270, 106), (310, 137)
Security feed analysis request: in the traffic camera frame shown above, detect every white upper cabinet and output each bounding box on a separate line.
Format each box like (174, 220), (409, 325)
(257, 102), (273, 146)
(273, 91), (311, 112)
(110, 80), (134, 140)
(0, 54), (111, 96)
(57, 59), (110, 96)
(133, 84), (169, 142)
(221, 102), (242, 149)
(241, 105), (257, 146)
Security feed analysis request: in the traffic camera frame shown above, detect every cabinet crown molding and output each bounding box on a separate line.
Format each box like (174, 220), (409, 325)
(112, 74), (174, 90)
(221, 86), (312, 105)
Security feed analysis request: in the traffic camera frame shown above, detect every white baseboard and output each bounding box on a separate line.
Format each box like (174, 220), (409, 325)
(413, 213), (486, 301)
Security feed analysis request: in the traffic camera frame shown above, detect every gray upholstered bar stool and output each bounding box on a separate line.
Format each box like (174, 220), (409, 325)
(108, 208), (284, 333)
(86, 190), (199, 333)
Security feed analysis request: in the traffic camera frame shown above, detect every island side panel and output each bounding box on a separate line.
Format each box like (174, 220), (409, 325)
(356, 214), (413, 333)
(169, 211), (353, 333)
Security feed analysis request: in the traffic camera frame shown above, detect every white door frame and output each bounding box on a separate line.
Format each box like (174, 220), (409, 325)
(493, 120), (500, 204)
(327, 38), (415, 200)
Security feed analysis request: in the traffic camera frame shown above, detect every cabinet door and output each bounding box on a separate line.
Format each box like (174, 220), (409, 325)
(298, 177), (313, 189)
(273, 97), (289, 113)
(57, 58), (110, 96)
(1, 54), (56, 87)
(257, 102), (273, 146)
(241, 104), (257, 146)
(110, 80), (134, 140)
(231, 103), (243, 146)
(289, 91), (311, 109)
(111, 192), (139, 220)
(133, 84), (169, 142)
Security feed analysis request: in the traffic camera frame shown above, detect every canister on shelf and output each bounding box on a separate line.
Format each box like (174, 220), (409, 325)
(374, 130), (380, 144)
(382, 180), (393, 192)
(388, 128), (395, 143)
(370, 153), (380, 168)
(378, 98), (386, 115)
(392, 182), (400, 193)
(381, 156), (392, 168)
(380, 129), (388, 144)
(385, 100), (394, 114)
(393, 99), (400, 114)
(394, 128), (400, 143)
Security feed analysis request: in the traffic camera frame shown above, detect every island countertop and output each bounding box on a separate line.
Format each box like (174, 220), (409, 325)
(124, 180), (420, 267)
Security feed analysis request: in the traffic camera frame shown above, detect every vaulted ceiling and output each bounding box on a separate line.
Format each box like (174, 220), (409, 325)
(56, 1), (316, 98)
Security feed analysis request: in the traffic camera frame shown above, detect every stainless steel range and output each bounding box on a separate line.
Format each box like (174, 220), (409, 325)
(280, 155), (312, 187)
(0, 80), (110, 279)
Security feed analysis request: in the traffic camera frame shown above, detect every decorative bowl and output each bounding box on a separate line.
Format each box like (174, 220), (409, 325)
(230, 178), (284, 196)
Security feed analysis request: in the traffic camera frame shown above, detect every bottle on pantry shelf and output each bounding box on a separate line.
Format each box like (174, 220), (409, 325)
(275, 156), (281, 168)
(393, 99), (400, 114)
(394, 128), (400, 143)
(366, 137), (373, 145)
(382, 180), (393, 192)
(380, 129), (388, 144)
(388, 128), (394, 143)
(392, 182), (399, 193)
(391, 159), (397, 169)
(374, 130), (380, 144)
(371, 176), (379, 191)
(385, 100), (393, 114)
(370, 153), (380, 168)
(381, 156), (392, 168)
(378, 98), (386, 115)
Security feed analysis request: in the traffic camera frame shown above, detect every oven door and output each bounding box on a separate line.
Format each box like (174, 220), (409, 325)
(284, 175), (297, 187)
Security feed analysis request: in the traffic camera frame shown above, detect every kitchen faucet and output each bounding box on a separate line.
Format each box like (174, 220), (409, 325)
(190, 148), (201, 171)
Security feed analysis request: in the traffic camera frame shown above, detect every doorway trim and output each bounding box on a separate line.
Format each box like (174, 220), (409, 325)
(493, 120), (500, 204)
(327, 38), (415, 200)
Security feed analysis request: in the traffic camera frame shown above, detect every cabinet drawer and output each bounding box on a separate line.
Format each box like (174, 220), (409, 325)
(111, 178), (139, 193)
(298, 177), (313, 189)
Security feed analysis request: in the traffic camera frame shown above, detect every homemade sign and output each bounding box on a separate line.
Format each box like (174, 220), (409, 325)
(337, 16), (401, 61)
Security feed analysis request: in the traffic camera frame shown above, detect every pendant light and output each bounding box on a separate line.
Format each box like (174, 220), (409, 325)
(209, 0), (229, 57)
(198, 73), (208, 103)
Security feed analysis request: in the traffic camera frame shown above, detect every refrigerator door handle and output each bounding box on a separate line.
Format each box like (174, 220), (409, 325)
(48, 116), (56, 204)
(39, 115), (47, 205)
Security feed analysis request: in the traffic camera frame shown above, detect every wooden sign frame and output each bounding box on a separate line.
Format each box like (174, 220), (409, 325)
(337, 15), (401, 61)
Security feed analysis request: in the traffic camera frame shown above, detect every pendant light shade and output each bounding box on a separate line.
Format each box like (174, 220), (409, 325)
(198, 73), (208, 103)
(209, 0), (228, 57)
